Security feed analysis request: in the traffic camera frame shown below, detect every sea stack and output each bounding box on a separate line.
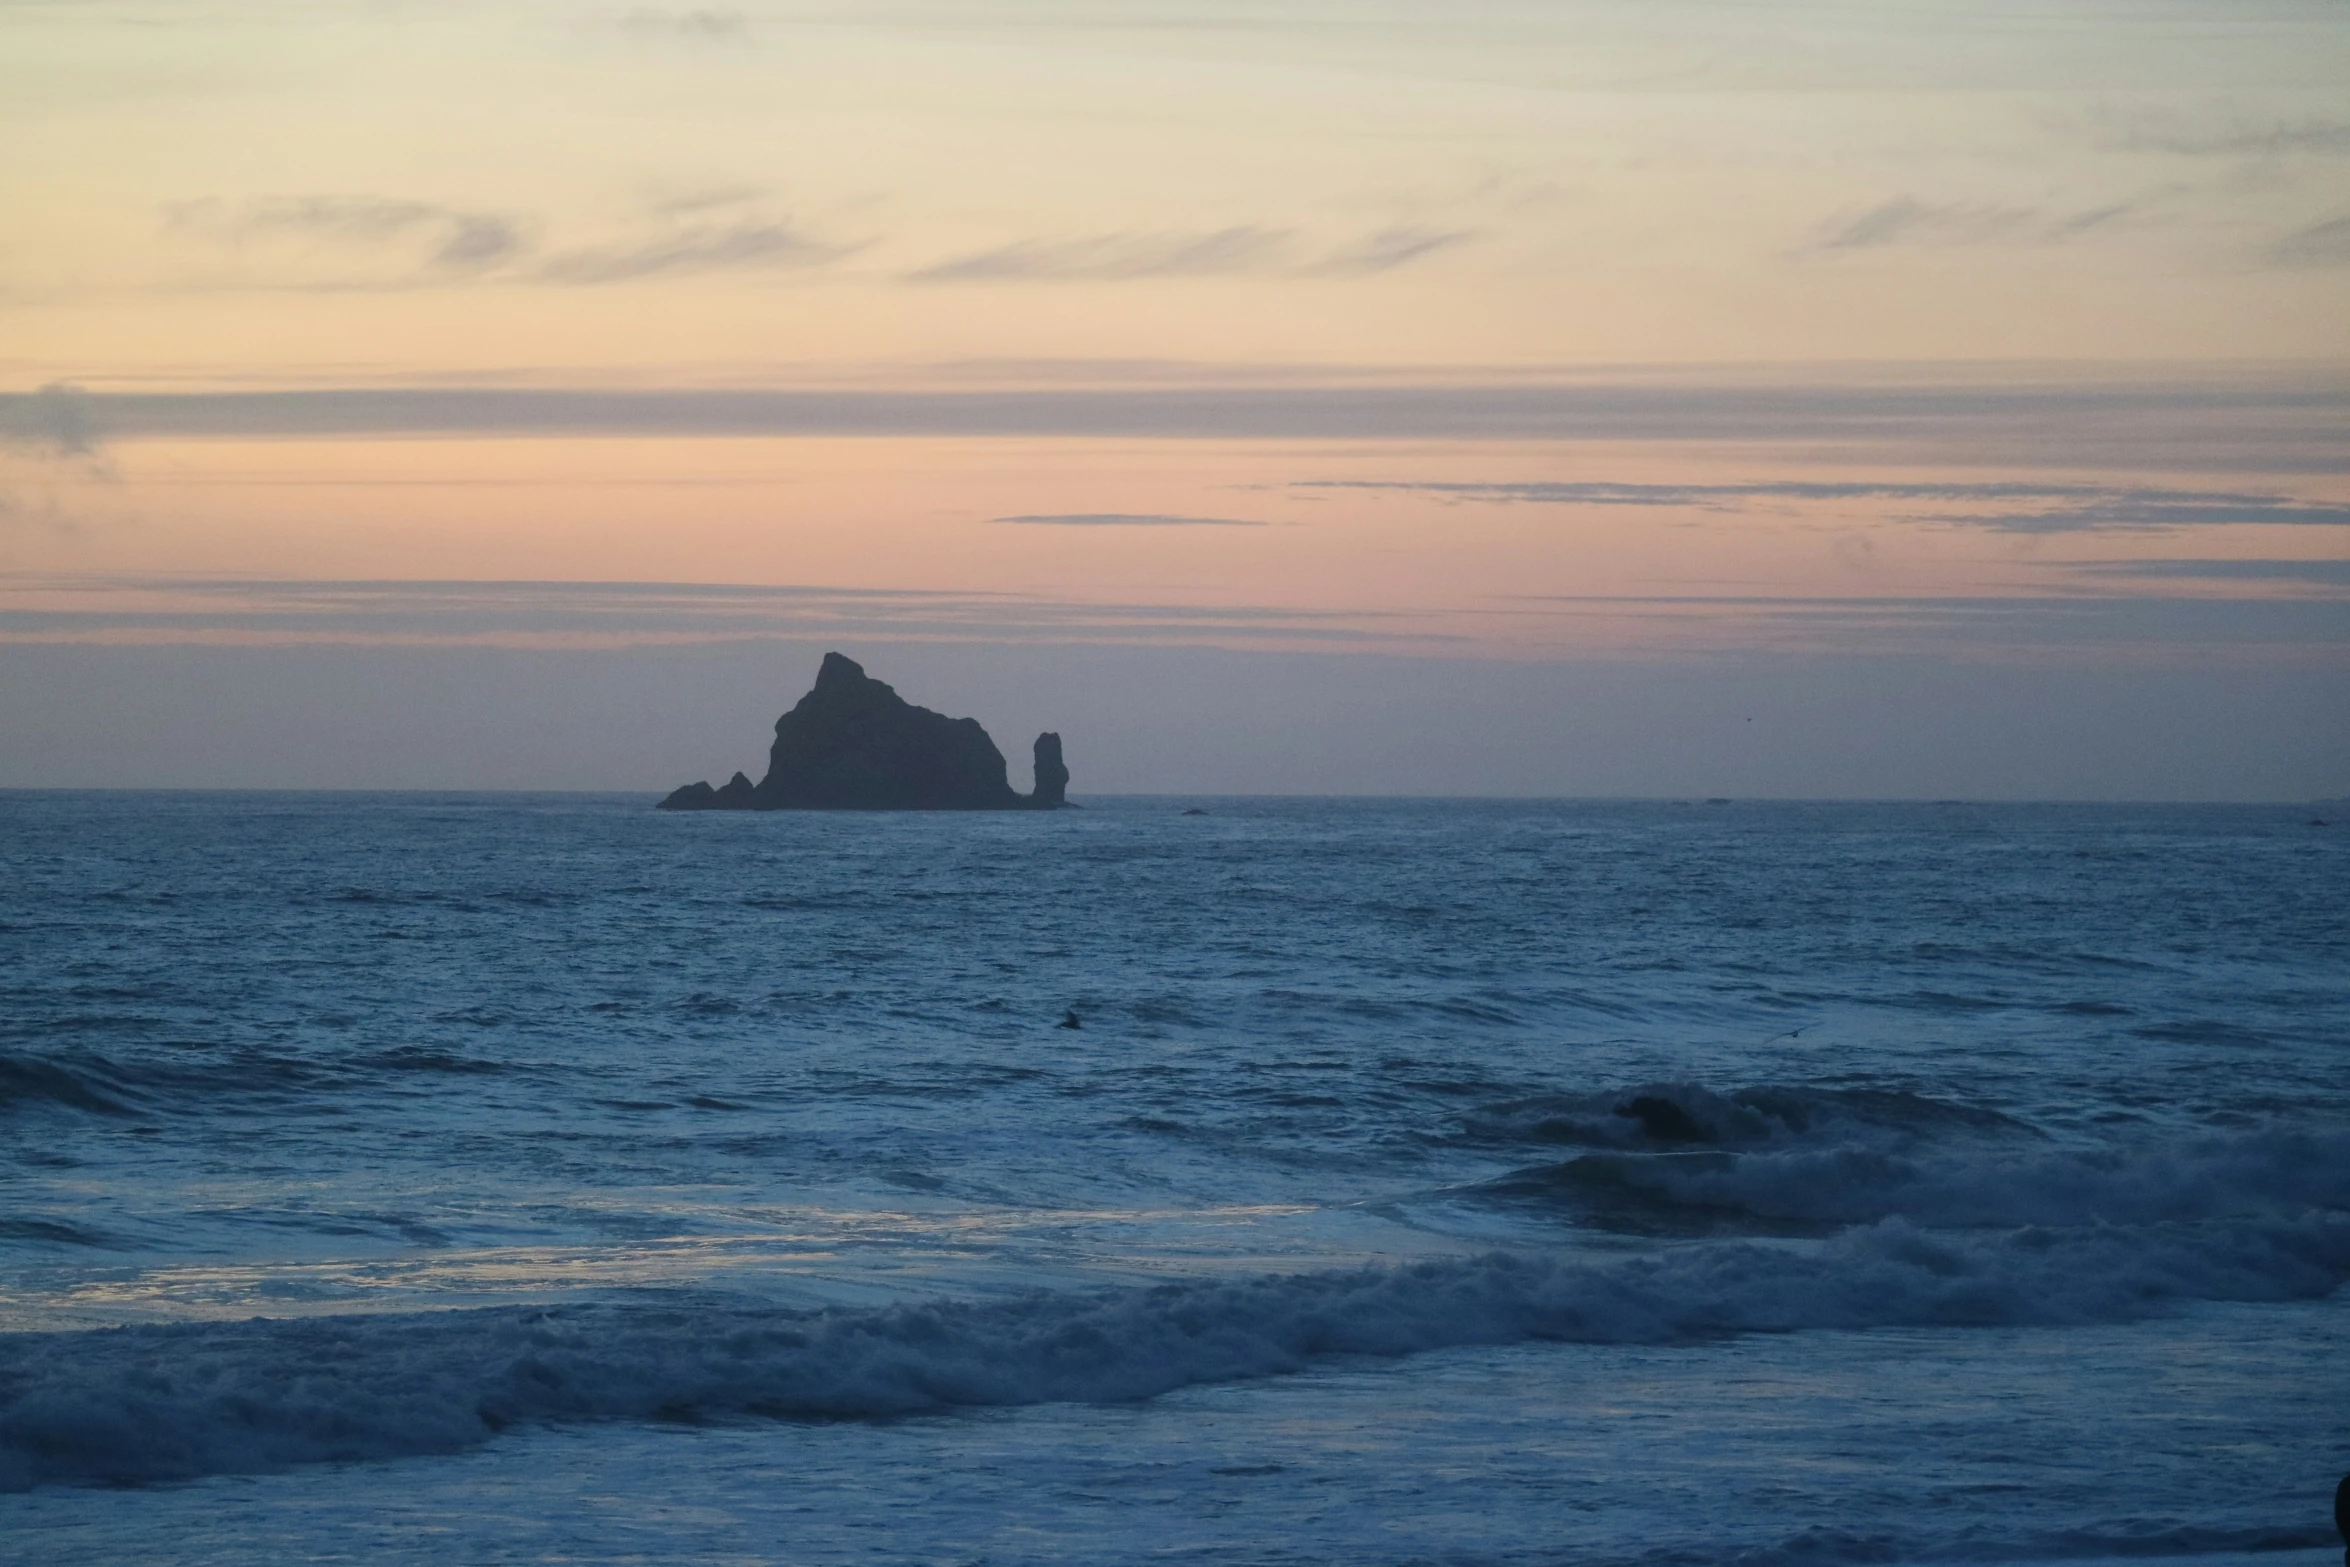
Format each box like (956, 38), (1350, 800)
(658, 652), (1074, 811)
(1030, 732), (1069, 810)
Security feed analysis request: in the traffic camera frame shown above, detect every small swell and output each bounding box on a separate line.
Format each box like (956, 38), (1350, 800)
(356, 1047), (507, 1077)
(2131, 1019), (2272, 1047)
(1679, 1520), (2334, 1567)
(0, 1054), (138, 1116)
(0, 1217), (119, 1249)
(0, 1043), (511, 1118)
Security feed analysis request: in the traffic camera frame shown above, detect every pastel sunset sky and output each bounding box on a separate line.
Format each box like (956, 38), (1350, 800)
(3, 0), (2345, 795)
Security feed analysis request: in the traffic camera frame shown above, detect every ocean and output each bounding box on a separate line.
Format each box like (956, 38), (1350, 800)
(2, 791), (2345, 1566)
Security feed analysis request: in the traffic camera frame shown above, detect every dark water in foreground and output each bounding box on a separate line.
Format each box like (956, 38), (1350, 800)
(2, 793), (2345, 1564)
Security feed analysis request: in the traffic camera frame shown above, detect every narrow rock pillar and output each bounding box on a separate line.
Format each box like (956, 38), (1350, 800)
(1031, 732), (1069, 808)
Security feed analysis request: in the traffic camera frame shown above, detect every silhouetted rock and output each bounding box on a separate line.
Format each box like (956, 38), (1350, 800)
(657, 653), (1074, 812)
(659, 780), (720, 810)
(656, 771), (758, 812)
(1031, 733), (1069, 810)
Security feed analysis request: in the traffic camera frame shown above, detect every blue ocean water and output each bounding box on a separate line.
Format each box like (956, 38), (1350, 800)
(1, 792), (2345, 1565)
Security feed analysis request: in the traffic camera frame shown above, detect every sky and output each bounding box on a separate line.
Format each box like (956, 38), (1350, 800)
(1, 0), (2345, 797)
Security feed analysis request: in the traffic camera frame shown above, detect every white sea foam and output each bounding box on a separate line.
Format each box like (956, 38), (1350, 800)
(7, 1209), (2345, 1489)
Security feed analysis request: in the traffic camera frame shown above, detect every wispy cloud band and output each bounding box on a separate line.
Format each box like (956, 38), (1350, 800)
(165, 196), (528, 274)
(9, 380), (2344, 472)
(4, 575), (2339, 665)
(161, 190), (853, 291)
(0, 576), (1432, 652)
(1813, 195), (2141, 252)
(905, 226), (1472, 283)
(2272, 215), (2350, 268)
(536, 223), (854, 284)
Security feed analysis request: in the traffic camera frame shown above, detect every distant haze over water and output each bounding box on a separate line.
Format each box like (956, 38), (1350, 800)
(2, 640), (2343, 799)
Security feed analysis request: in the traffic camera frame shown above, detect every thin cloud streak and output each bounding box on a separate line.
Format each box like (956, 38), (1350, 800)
(619, 9), (751, 44)
(1909, 501), (2350, 533)
(906, 226), (1471, 283)
(166, 196), (528, 273)
(163, 192), (859, 291)
(2062, 559), (2350, 588)
(1812, 196), (2141, 252)
(1303, 227), (1477, 276)
(2109, 115), (2350, 158)
(536, 223), (855, 284)
(2271, 215), (2350, 267)
(907, 228), (1290, 283)
(1300, 479), (2350, 533)
(1496, 593), (2350, 658)
(989, 513), (1267, 527)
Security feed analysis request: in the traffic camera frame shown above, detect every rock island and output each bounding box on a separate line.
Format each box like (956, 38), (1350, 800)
(658, 652), (1071, 811)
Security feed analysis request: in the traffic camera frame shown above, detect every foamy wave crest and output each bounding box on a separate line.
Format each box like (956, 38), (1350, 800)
(6, 1212), (2346, 1489)
(1485, 1126), (2350, 1233)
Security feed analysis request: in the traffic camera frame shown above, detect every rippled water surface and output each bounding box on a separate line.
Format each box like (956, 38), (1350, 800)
(2, 793), (2345, 1563)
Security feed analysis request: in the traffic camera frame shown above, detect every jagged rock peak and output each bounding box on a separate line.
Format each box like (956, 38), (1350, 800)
(811, 650), (881, 699)
(657, 653), (1074, 812)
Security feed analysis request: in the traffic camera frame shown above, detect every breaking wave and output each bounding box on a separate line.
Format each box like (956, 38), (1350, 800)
(1457, 1081), (2035, 1153)
(7, 1208), (2346, 1489)
(1474, 1124), (2350, 1234)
